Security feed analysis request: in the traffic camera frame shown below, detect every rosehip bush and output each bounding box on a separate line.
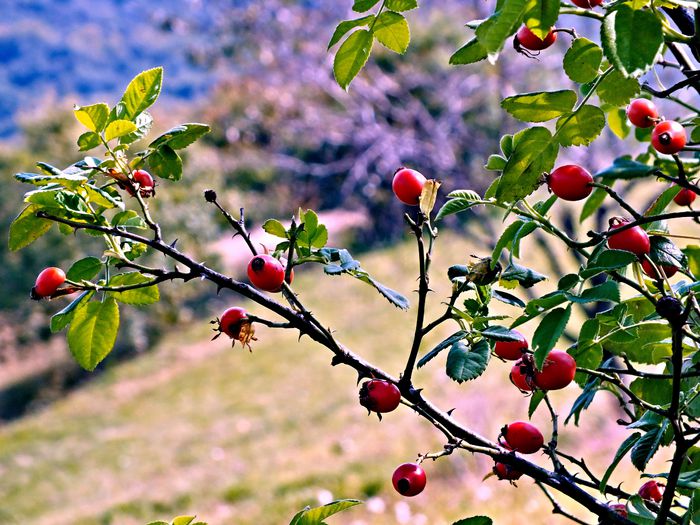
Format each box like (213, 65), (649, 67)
(9, 0), (700, 522)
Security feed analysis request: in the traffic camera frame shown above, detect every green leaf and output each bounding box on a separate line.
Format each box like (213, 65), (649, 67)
(558, 273), (580, 291)
(597, 69), (640, 106)
(50, 291), (94, 333)
(8, 205), (53, 251)
(328, 16), (375, 49)
(333, 29), (374, 90)
(485, 154), (507, 171)
(452, 518), (493, 525)
(599, 432), (642, 491)
(563, 38), (602, 84)
(67, 257), (102, 282)
(74, 103), (109, 132)
(15, 171), (88, 190)
(446, 340), (491, 383)
(501, 90), (577, 122)
(492, 221), (524, 264)
(113, 210), (147, 229)
(566, 376), (601, 425)
(501, 262), (547, 288)
(449, 38), (488, 65)
(523, 0), (559, 40)
(77, 131), (101, 152)
(105, 119), (138, 142)
(649, 235), (686, 269)
(601, 5), (663, 77)
(119, 67), (163, 120)
(289, 499), (362, 525)
(435, 190), (482, 221)
(631, 422), (668, 471)
(263, 219), (288, 238)
(684, 245), (700, 279)
(607, 107), (631, 140)
(555, 105), (606, 147)
(492, 289), (525, 308)
(595, 157), (656, 181)
(475, 0), (529, 56)
(149, 145), (183, 181)
(566, 280), (620, 304)
(418, 331), (469, 368)
(148, 123), (211, 150)
(480, 325), (523, 341)
(528, 390), (546, 418)
(532, 305), (571, 369)
(386, 0), (418, 10)
(373, 11), (410, 53)
(108, 272), (160, 305)
(120, 111), (154, 144)
(171, 517), (196, 525)
(581, 249), (637, 279)
(352, 0), (380, 12)
(605, 322), (672, 365)
(645, 184), (681, 217)
(496, 126), (558, 203)
(67, 297), (120, 371)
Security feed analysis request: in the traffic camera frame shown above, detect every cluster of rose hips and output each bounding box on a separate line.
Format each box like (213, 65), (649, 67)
(627, 98), (688, 156)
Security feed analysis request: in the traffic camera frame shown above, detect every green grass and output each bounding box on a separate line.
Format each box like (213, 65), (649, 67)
(0, 233), (655, 525)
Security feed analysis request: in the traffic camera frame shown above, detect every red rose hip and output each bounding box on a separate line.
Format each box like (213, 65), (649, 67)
(641, 259), (678, 280)
(392, 168), (426, 206)
(219, 307), (249, 339)
(501, 421), (544, 454)
(128, 169), (155, 198)
(359, 379), (401, 413)
(515, 26), (557, 51)
(34, 267), (66, 298)
(607, 217), (650, 256)
(510, 359), (534, 391)
(638, 480), (663, 503)
(247, 254), (288, 292)
(534, 350), (576, 391)
(493, 462), (523, 480)
(626, 99), (658, 128)
(674, 187), (696, 206)
(392, 463), (426, 497)
(494, 331), (529, 361)
(571, 0), (603, 7)
(547, 165), (593, 201)
(652, 121), (687, 155)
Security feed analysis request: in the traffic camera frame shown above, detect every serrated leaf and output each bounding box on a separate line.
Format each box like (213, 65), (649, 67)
(120, 111), (154, 144)
(352, 0), (380, 12)
(645, 185), (682, 217)
(631, 423), (668, 471)
(523, 0), (559, 40)
(50, 291), (94, 333)
(556, 105), (605, 147)
(435, 190), (482, 221)
(8, 205), (53, 251)
(77, 131), (101, 151)
(105, 119), (138, 142)
(581, 249), (637, 278)
(74, 103), (109, 132)
(119, 67), (163, 120)
(113, 210), (147, 229)
(475, 0), (529, 55)
(15, 171), (88, 190)
(501, 90), (577, 122)
(446, 339), (491, 383)
(492, 289), (525, 307)
(289, 499), (362, 525)
(328, 16), (375, 49)
(595, 158), (656, 181)
(496, 126), (557, 203)
(598, 69), (639, 106)
(67, 297), (119, 371)
(649, 235), (685, 268)
(501, 261), (547, 288)
(67, 257), (102, 282)
(492, 221), (524, 264)
(108, 272), (160, 305)
(449, 38), (488, 65)
(333, 29), (374, 90)
(386, 0), (418, 10)
(566, 280), (620, 304)
(607, 107), (631, 140)
(373, 11), (410, 53)
(263, 219), (288, 238)
(480, 325), (523, 341)
(599, 432), (642, 491)
(148, 123), (211, 150)
(532, 305), (571, 369)
(601, 5), (663, 77)
(418, 331), (469, 368)
(563, 38), (602, 84)
(149, 145), (183, 181)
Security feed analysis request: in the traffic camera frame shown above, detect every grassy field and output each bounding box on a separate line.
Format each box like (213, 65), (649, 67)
(0, 230), (670, 525)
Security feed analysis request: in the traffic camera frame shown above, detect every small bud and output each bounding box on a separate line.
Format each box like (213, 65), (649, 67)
(204, 189), (217, 203)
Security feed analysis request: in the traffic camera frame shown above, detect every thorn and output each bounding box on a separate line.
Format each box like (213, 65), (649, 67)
(170, 238), (178, 247)
(376, 413), (383, 422)
(447, 408), (456, 416)
(216, 286), (223, 295)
